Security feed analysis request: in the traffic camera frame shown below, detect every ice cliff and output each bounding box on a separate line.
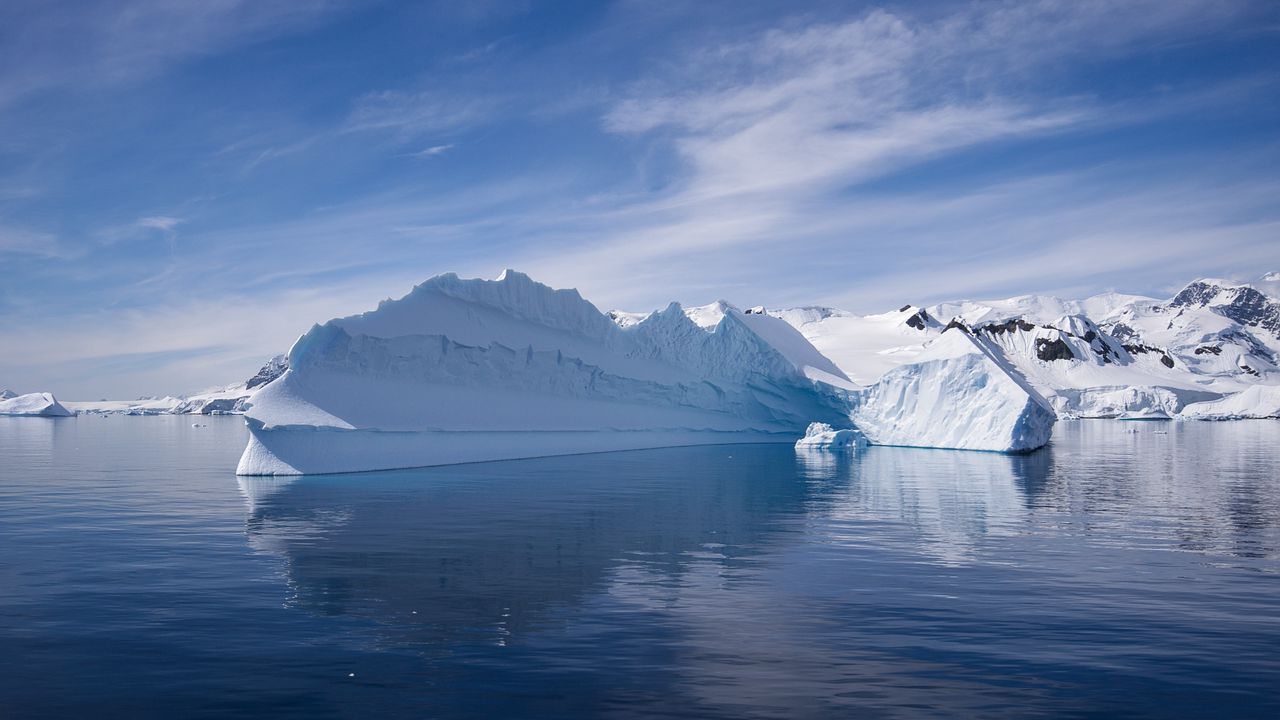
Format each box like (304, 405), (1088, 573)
(848, 328), (1057, 452)
(237, 270), (855, 475)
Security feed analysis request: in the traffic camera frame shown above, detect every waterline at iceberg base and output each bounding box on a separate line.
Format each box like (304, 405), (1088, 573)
(238, 424), (801, 476)
(236, 270), (1053, 475)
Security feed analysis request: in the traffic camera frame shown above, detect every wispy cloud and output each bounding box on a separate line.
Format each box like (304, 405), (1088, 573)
(345, 90), (494, 138)
(0, 1), (352, 109)
(410, 144), (456, 158)
(135, 215), (184, 232)
(0, 225), (69, 259)
(499, 2), (1276, 306)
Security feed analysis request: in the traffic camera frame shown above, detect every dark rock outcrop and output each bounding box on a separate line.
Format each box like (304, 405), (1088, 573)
(246, 354), (289, 390)
(1035, 338), (1075, 362)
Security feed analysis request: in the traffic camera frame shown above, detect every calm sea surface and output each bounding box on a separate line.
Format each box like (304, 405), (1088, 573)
(1, 416), (1278, 719)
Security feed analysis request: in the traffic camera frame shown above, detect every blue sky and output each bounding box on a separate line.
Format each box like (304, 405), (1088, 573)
(2, 0), (1279, 398)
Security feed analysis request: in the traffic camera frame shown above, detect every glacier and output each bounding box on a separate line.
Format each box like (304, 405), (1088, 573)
(237, 270), (857, 475)
(847, 327), (1057, 453)
(0, 392), (74, 417)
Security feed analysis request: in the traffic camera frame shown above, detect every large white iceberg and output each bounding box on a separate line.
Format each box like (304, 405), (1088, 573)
(0, 392), (74, 417)
(237, 270), (852, 475)
(848, 328), (1056, 452)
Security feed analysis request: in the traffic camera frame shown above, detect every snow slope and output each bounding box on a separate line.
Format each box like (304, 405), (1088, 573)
(238, 270), (853, 475)
(768, 305), (938, 385)
(848, 328), (1056, 452)
(0, 392), (74, 417)
(1178, 385), (1280, 420)
(776, 273), (1280, 421)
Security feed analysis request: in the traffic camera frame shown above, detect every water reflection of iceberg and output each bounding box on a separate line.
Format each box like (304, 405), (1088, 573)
(236, 445), (822, 649)
(799, 445), (1053, 564)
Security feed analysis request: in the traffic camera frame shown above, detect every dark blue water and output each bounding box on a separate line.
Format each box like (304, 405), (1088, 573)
(1, 416), (1278, 719)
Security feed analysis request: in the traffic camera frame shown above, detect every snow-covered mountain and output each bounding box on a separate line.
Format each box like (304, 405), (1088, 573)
(773, 273), (1280, 420)
(1103, 280), (1280, 383)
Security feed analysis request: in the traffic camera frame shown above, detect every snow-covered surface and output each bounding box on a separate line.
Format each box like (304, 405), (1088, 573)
(776, 272), (1280, 422)
(768, 306), (936, 386)
(1178, 385), (1280, 420)
(65, 354), (288, 416)
(925, 291), (1154, 328)
(794, 421), (866, 451)
(848, 329), (1057, 452)
(238, 270), (852, 475)
(0, 392), (74, 417)
(0, 388), (16, 400)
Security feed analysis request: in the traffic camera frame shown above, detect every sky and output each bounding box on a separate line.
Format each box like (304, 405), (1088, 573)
(2, 0), (1279, 398)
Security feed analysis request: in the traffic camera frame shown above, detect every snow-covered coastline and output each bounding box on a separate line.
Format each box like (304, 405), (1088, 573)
(774, 273), (1280, 424)
(7, 270), (1278, 475)
(53, 355), (288, 417)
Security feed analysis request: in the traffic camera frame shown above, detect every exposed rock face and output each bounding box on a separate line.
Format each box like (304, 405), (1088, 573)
(245, 354), (289, 390)
(1035, 338), (1075, 362)
(905, 309), (930, 330)
(1171, 281), (1280, 336)
(1122, 343), (1176, 368)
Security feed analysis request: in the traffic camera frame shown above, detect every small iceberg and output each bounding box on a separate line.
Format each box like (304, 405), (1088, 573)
(794, 422), (866, 451)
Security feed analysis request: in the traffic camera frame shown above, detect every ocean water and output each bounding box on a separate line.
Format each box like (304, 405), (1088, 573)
(1, 416), (1278, 719)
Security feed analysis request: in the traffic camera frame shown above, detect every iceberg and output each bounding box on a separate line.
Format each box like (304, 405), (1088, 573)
(237, 270), (852, 475)
(848, 328), (1056, 453)
(0, 392), (74, 417)
(794, 422), (866, 451)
